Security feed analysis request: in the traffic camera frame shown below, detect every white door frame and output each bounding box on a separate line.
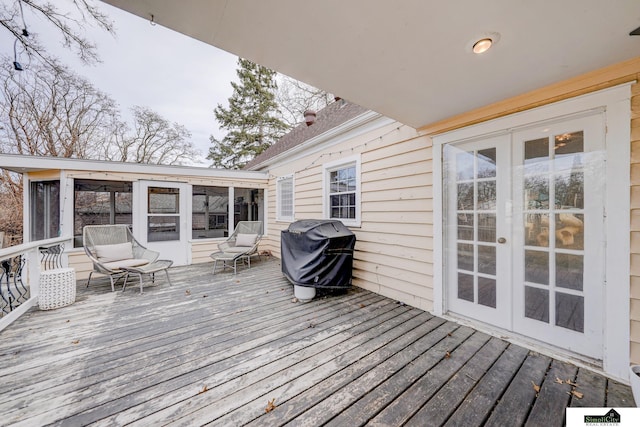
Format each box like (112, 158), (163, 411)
(433, 84), (631, 380)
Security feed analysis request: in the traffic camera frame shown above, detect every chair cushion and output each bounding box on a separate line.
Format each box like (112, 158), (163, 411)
(235, 233), (258, 247)
(225, 246), (254, 254)
(95, 242), (134, 262)
(102, 258), (150, 270)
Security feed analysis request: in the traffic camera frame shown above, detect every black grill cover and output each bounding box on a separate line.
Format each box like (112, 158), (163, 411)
(281, 219), (356, 289)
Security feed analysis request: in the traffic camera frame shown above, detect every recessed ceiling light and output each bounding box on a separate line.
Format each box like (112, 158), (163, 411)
(472, 38), (493, 54)
(467, 32), (500, 54)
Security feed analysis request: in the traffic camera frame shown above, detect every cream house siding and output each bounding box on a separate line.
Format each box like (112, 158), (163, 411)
(358, 133), (433, 311)
(191, 241), (221, 264)
(68, 251), (93, 280)
(264, 121), (434, 311)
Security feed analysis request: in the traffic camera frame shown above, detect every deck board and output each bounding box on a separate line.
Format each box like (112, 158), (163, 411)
(443, 343), (530, 426)
(0, 258), (633, 426)
(525, 360), (577, 427)
(484, 352), (552, 427)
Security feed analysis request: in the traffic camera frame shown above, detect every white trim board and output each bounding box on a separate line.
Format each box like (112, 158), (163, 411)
(250, 112), (395, 171)
(432, 83), (632, 380)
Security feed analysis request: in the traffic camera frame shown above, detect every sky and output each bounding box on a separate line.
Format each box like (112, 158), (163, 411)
(0, 1), (241, 166)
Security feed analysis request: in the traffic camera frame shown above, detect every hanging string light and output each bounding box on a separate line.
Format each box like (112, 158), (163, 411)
(12, 0), (30, 71)
(13, 39), (23, 71)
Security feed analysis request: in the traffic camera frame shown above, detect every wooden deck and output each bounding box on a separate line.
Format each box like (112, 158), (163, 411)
(0, 258), (634, 426)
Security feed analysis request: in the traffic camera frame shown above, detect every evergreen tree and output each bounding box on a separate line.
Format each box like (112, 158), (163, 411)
(208, 58), (289, 169)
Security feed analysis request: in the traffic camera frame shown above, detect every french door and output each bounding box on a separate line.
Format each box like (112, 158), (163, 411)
(444, 114), (605, 359)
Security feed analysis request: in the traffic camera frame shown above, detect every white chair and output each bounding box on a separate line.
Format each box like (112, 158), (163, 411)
(210, 221), (263, 274)
(83, 225), (159, 291)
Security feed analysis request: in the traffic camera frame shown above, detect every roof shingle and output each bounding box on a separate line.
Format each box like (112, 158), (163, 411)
(244, 100), (369, 170)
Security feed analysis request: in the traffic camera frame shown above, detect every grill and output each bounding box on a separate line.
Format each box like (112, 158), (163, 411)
(281, 219), (356, 290)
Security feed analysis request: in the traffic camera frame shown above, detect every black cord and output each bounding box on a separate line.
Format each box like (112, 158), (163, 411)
(18, 0), (29, 37)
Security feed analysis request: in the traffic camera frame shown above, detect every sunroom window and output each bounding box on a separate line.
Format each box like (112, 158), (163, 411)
(192, 186), (229, 239)
(31, 180), (60, 241)
(74, 180), (132, 247)
(234, 188), (264, 228)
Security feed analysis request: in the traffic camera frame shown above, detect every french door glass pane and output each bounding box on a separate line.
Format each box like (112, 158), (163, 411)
(477, 214), (496, 242)
(478, 245), (496, 275)
(525, 176), (549, 209)
(555, 172), (584, 209)
(555, 292), (584, 332)
(524, 213), (549, 247)
(456, 152), (474, 180)
(457, 183), (474, 210)
(556, 253), (583, 291)
(525, 249), (549, 285)
(525, 286), (549, 322)
(458, 273), (474, 302)
(555, 214), (584, 250)
(457, 214), (474, 240)
(524, 138), (549, 173)
(477, 181), (496, 210)
(457, 243), (474, 271)
(478, 277), (497, 308)
(477, 148), (497, 178)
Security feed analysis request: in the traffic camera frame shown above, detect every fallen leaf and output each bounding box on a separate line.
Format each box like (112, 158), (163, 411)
(444, 351), (451, 359)
(71, 340), (79, 345)
(265, 398), (277, 413)
(359, 304), (366, 308)
(235, 280), (240, 283)
(198, 385), (208, 394)
(531, 381), (540, 393)
(447, 333), (452, 337)
(566, 379), (578, 386)
(66, 320), (70, 323)
(569, 390), (583, 399)
(308, 323), (315, 329)
(555, 377), (564, 384)
(185, 290), (191, 296)
(292, 298), (299, 303)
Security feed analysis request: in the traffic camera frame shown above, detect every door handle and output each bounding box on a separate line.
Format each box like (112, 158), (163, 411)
(497, 237), (507, 244)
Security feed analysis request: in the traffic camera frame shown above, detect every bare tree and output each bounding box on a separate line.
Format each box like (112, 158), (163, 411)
(276, 75), (333, 127)
(0, 57), (119, 158)
(0, 169), (23, 246)
(104, 106), (199, 165)
(0, 0), (114, 69)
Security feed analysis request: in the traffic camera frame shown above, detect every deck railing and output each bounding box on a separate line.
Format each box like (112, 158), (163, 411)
(0, 236), (72, 332)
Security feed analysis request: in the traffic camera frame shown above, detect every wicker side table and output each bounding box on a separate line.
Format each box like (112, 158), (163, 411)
(39, 267), (76, 310)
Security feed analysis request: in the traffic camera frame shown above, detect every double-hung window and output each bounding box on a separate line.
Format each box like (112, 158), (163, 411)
(323, 155), (361, 227)
(276, 174), (294, 221)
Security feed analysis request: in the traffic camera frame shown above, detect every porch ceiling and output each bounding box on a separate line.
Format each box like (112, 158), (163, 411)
(101, 0), (640, 129)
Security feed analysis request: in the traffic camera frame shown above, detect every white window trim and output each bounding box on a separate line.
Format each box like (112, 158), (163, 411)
(322, 154), (361, 227)
(432, 83), (632, 381)
(276, 174), (295, 222)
